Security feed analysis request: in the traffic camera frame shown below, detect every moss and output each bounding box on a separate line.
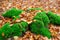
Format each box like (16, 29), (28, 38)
(27, 8), (43, 11)
(11, 23), (22, 36)
(0, 37), (5, 40)
(30, 20), (44, 34)
(19, 21), (28, 32)
(33, 11), (50, 27)
(1, 23), (12, 38)
(47, 11), (60, 25)
(11, 21), (28, 36)
(2, 7), (60, 39)
(30, 20), (51, 39)
(0, 21), (28, 39)
(0, 29), (5, 40)
(2, 7), (23, 19)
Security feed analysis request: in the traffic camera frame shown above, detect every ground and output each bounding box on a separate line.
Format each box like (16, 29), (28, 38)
(0, 0), (60, 40)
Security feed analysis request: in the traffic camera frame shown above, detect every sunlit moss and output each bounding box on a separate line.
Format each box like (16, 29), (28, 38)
(2, 8), (23, 20)
(33, 11), (50, 27)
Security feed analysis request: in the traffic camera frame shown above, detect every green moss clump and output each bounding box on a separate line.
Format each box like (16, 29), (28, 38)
(1, 23), (12, 38)
(19, 21), (28, 32)
(0, 21), (28, 40)
(30, 20), (44, 34)
(11, 21), (28, 36)
(31, 11), (51, 38)
(11, 23), (22, 36)
(30, 20), (51, 39)
(33, 11), (50, 27)
(2, 8), (23, 19)
(0, 37), (5, 40)
(47, 11), (60, 25)
(0, 29), (5, 40)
